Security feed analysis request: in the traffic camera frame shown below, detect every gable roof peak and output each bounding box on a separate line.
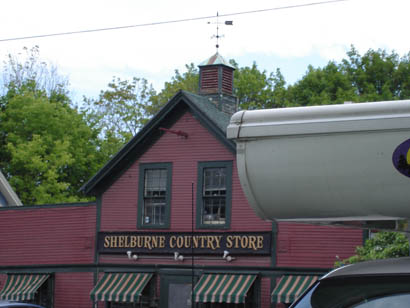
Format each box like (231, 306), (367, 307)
(80, 89), (235, 195)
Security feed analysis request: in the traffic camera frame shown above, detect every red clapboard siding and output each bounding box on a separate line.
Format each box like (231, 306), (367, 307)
(276, 222), (363, 268)
(54, 272), (94, 308)
(100, 110), (272, 233)
(100, 109), (362, 270)
(99, 254), (272, 268)
(0, 274), (6, 292)
(0, 205), (96, 265)
(260, 277), (271, 308)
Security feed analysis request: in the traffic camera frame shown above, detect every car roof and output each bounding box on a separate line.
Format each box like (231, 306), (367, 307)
(323, 257), (410, 279)
(0, 301), (44, 308)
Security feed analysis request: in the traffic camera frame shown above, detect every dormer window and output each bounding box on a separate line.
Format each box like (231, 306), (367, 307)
(138, 163), (172, 229)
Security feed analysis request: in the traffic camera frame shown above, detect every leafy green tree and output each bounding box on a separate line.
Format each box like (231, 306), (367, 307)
(341, 46), (410, 101)
(335, 232), (409, 267)
(287, 62), (356, 107)
(82, 76), (156, 150)
(150, 63), (199, 111)
(232, 61), (276, 110)
(1, 45), (69, 100)
(270, 68), (289, 108)
(285, 47), (410, 107)
(0, 47), (105, 204)
(81, 65), (199, 159)
(0, 89), (104, 204)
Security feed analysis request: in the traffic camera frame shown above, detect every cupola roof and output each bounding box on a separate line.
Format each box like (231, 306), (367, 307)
(199, 52), (235, 69)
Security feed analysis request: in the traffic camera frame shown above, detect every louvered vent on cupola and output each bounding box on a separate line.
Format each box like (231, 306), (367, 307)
(198, 53), (237, 115)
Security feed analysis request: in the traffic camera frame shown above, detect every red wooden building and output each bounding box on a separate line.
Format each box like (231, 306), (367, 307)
(0, 53), (364, 308)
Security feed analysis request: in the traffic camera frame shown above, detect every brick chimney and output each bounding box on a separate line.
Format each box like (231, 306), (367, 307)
(198, 53), (237, 115)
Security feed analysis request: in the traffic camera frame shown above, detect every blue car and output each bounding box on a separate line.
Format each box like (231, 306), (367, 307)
(0, 301), (45, 308)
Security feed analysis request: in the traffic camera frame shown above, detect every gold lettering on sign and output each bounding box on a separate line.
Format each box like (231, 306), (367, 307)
(159, 236), (165, 248)
(177, 236), (184, 248)
(104, 236), (110, 248)
(199, 236), (206, 248)
(102, 234), (266, 251)
(151, 236), (158, 248)
(118, 236), (125, 248)
(248, 236), (257, 250)
(130, 236), (137, 248)
(184, 236), (191, 248)
(110, 236), (118, 248)
(257, 236), (264, 249)
(233, 236), (241, 248)
(170, 236), (176, 248)
(192, 236), (199, 248)
(144, 236), (152, 250)
(240, 236), (248, 248)
(226, 236), (233, 248)
(215, 236), (222, 249)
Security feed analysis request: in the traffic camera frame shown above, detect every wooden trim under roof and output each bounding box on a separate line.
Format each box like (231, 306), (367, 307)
(0, 170), (22, 206)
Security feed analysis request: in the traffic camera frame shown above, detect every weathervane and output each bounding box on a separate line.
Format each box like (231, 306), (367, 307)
(208, 12), (233, 52)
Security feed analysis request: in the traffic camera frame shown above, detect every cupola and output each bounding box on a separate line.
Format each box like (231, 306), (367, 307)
(198, 53), (237, 115)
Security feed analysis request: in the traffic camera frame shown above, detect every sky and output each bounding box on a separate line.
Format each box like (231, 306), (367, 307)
(0, 0), (409, 102)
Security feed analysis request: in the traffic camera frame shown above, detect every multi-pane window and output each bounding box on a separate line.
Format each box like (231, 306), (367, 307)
(197, 161), (232, 228)
(143, 169), (167, 225)
(202, 167), (226, 225)
(138, 163), (171, 229)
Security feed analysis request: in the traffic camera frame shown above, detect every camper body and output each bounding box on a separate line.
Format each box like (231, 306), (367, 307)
(227, 100), (410, 224)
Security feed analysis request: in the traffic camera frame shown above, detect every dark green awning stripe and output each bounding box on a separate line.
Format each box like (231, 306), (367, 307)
(90, 273), (152, 303)
(0, 274), (49, 301)
(271, 275), (319, 303)
(193, 274), (256, 304)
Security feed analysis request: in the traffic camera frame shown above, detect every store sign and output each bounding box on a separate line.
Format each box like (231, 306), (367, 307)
(98, 231), (272, 255)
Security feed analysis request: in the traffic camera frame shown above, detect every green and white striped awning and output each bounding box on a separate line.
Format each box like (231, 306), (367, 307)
(193, 274), (256, 304)
(271, 275), (319, 303)
(0, 274), (49, 301)
(90, 273), (152, 303)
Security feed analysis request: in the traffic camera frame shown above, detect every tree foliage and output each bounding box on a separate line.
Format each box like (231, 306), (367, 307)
(148, 46), (410, 113)
(81, 76), (156, 156)
(288, 46), (410, 106)
(286, 62), (356, 106)
(1, 88), (105, 204)
(341, 46), (410, 101)
(83, 64), (199, 157)
(231, 60), (286, 110)
(150, 61), (288, 111)
(149, 63), (199, 110)
(335, 232), (409, 267)
(2, 45), (409, 205)
(0, 47), (104, 204)
(1, 46), (69, 100)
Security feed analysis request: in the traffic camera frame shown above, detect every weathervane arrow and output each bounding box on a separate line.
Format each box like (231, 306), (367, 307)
(208, 12), (233, 52)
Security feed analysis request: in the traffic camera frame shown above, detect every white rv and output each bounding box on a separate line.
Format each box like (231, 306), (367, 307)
(227, 100), (410, 228)
(228, 99), (410, 307)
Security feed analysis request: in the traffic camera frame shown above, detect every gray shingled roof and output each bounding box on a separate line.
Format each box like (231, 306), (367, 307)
(181, 90), (232, 133)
